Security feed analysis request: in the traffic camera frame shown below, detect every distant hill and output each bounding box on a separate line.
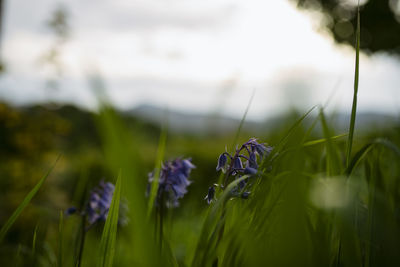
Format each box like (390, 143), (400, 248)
(127, 104), (399, 135)
(126, 104), (262, 135)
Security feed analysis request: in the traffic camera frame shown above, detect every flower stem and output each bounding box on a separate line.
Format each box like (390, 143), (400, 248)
(75, 216), (86, 267)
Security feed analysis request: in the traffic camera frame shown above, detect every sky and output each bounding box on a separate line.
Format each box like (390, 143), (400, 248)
(1, 0), (399, 120)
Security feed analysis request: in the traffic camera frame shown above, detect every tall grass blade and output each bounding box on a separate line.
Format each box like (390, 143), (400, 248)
(319, 109), (342, 175)
(218, 91), (254, 186)
(58, 210), (64, 267)
(191, 176), (249, 267)
(96, 103), (161, 266)
(302, 134), (347, 147)
(32, 224), (38, 265)
(273, 105), (316, 154)
(0, 155), (60, 243)
(345, 138), (400, 176)
(15, 244), (22, 267)
(97, 171), (122, 267)
(147, 124), (167, 218)
(346, 3), (360, 167)
(231, 90), (255, 151)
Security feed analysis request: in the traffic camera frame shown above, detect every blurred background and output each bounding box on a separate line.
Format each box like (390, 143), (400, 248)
(1, 0), (400, 265)
(1, 0), (400, 119)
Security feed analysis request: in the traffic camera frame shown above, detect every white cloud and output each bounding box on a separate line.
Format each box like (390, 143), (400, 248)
(1, 0), (400, 119)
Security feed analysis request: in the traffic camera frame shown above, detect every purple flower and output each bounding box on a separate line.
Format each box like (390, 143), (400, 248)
(215, 138), (271, 178)
(207, 138), (272, 203)
(65, 180), (127, 230)
(249, 152), (258, 168)
(148, 158), (195, 208)
(65, 206), (77, 216)
(86, 181), (115, 225)
(216, 153), (228, 172)
(204, 186), (216, 204)
(241, 191), (250, 199)
(244, 166), (257, 175)
(233, 157), (244, 170)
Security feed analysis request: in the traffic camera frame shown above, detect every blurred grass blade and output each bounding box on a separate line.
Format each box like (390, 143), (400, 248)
(374, 138), (400, 156)
(32, 224), (38, 258)
(346, 138), (400, 176)
(0, 155), (60, 243)
(73, 167), (90, 206)
(303, 133), (347, 147)
(278, 134), (347, 158)
(231, 90), (255, 150)
(346, 4), (360, 167)
(96, 100), (161, 266)
(218, 91), (254, 186)
(58, 210), (64, 267)
(319, 108), (342, 175)
(98, 171), (122, 267)
(147, 124), (167, 218)
(301, 115), (320, 144)
(274, 105), (316, 153)
(15, 244), (22, 267)
(192, 176), (249, 267)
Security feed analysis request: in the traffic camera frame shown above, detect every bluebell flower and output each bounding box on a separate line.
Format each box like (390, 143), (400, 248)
(249, 152), (258, 168)
(233, 157), (244, 170)
(216, 153), (228, 172)
(241, 191), (250, 199)
(204, 186), (216, 204)
(207, 138), (272, 203)
(65, 180), (121, 229)
(148, 158), (195, 208)
(65, 206), (77, 216)
(244, 166), (257, 175)
(216, 138), (271, 178)
(86, 180), (115, 225)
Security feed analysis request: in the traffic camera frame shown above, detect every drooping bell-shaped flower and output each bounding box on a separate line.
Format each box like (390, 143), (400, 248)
(65, 180), (128, 230)
(86, 181), (115, 225)
(148, 158), (195, 208)
(207, 138), (273, 204)
(204, 186), (216, 204)
(216, 153), (228, 172)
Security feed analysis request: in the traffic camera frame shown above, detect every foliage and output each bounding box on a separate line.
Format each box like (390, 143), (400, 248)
(0, 98), (399, 266)
(1, 7), (400, 265)
(291, 0), (400, 54)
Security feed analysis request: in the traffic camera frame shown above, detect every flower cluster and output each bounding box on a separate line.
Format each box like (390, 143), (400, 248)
(148, 158), (195, 207)
(65, 180), (115, 227)
(87, 180), (115, 225)
(205, 138), (272, 204)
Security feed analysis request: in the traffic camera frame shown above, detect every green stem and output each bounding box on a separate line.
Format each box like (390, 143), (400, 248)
(346, 3), (360, 167)
(76, 216), (87, 267)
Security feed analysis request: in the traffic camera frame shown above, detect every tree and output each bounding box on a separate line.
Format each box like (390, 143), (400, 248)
(290, 0), (400, 54)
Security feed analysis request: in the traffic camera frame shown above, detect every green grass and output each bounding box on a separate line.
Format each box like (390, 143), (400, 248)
(346, 4), (361, 168)
(98, 171), (122, 267)
(1, 4), (400, 267)
(0, 155), (60, 243)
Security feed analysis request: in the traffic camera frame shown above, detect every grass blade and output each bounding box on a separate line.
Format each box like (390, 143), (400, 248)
(191, 176), (249, 267)
(319, 108), (342, 175)
(217, 91), (254, 186)
(345, 138), (400, 176)
(0, 155), (60, 243)
(231, 90), (255, 150)
(58, 210), (64, 267)
(32, 224), (38, 265)
(303, 134), (347, 147)
(273, 105), (317, 154)
(147, 124), (167, 218)
(97, 171), (122, 267)
(346, 3), (361, 167)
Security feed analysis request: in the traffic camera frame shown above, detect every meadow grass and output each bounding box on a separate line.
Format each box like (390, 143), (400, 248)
(1, 5), (400, 267)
